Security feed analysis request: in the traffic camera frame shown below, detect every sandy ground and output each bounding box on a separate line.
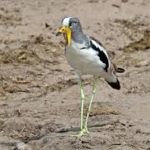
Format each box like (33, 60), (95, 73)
(0, 0), (150, 149)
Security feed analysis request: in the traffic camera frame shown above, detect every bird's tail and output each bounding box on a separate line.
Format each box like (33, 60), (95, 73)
(105, 63), (125, 90)
(104, 70), (121, 90)
(105, 78), (120, 90)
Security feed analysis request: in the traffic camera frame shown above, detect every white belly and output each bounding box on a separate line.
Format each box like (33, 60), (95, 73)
(65, 44), (106, 76)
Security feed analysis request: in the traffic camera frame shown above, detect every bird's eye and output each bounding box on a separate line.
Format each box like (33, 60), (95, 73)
(69, 22), (77, 27)
(69, 22), (72, 27)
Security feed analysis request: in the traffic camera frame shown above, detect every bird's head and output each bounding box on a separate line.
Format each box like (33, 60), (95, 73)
(56, 17), (82, 46)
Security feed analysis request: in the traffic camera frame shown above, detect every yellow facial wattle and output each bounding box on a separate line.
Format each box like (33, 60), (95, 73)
(57, 26), (71, 46)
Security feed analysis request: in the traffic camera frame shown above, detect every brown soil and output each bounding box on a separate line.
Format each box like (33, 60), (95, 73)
(0, 0), (150, 150)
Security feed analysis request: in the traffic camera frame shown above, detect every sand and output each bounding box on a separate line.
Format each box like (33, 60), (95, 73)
(0, 0), (150, 149)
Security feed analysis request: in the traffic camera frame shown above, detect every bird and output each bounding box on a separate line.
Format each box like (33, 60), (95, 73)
(56, 17), (124, 137)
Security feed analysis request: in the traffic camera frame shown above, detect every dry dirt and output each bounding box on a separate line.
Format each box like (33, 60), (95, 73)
(0, 0), (150, 150)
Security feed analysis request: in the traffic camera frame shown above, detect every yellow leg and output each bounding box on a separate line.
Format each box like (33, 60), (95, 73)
(72, 80), (87, 137)
(84, 79), (96, 133)
(80, 81), (85, 131)
(72, 79), (96, 137)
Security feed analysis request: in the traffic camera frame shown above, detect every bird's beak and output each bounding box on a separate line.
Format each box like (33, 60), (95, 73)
(56, 26), (71, 46)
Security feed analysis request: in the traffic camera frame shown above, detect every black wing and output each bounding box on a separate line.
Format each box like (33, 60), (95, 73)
(90, 37), (109, 72)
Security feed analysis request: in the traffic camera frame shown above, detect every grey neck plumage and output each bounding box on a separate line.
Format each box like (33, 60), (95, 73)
(71, 23), (89, 45)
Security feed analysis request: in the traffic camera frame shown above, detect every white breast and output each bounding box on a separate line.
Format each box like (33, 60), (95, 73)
(65, 41), (106, 76)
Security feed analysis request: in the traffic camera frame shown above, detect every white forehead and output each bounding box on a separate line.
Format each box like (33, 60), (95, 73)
(62, 17), (72, 26)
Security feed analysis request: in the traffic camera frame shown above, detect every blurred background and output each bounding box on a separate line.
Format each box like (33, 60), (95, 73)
(0, 0), (150, 149)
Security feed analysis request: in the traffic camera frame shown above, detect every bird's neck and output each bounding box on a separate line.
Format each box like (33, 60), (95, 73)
(72, 31), (88, 44)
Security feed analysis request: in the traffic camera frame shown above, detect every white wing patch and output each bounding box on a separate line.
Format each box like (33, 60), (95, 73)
(91, 40), (109, 58)
(90, 39), (110, 71)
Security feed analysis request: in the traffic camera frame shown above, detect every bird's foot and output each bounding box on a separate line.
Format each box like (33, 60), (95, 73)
(71, 128), (89, 137)
(84, 127), (89, 134)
